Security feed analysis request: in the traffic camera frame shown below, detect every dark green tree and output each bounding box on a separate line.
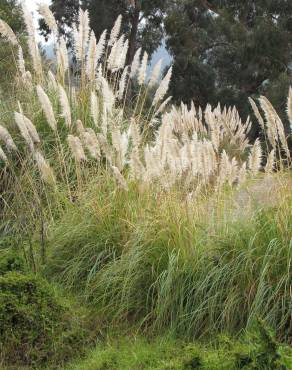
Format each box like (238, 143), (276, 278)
(165, 0), (292, 124)
(40, 0), (167, 65)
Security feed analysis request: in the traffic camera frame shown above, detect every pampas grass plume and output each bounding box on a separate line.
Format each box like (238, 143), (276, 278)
(34, 150), (56, 185)
(38, 4), (58, 35)
(37, 85), (57, 131)
(67, 135), (87, 162)
(58, 84), (72, 128)
(152, 66), (172, 106)
(0, 19), (18, 45)
(138, 52), (148, 86)
(0, 125), (17, 151)
(0, 145), (8, 162)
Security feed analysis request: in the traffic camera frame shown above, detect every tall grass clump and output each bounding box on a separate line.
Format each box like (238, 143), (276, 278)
(0, 2), (291, 344)
(47, 174), (291, 341)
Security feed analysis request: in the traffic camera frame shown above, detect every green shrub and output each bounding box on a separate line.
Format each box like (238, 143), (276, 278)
(0, 271), (94, 368)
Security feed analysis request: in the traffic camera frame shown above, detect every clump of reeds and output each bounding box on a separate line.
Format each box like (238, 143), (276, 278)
(1, 4), (290, 197)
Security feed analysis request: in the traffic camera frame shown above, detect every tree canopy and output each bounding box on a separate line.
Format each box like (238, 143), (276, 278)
(165, 0), (292, 123)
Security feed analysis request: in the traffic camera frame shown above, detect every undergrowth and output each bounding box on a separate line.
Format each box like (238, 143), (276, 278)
(66, 322), (291, 370)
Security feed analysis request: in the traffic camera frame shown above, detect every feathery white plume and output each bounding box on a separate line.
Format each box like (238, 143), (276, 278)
(57, 37), (69, 75)
(259, 96), (278, 148)
(97, 133), (113, 163)
(22, 115), (40, 144)
(111, 126), (129, 170)
(238, 162), (247, 185)
(37, 85), (57, 131)
(0, 19), (18, 45)
(138, 52), (148, 86)
(248, 138), (262, 175)
(0, 125), (17, 151)
(148, 59), (162, 88)
(90, 91), (99, 126)
(86, 31), (97, 80)
(58, 84), (71, 128)
(81, 128), (100, 159)
(73, 9), (90, 61)
(96, 29), (107, 62)
(67, 135), (86, 162)
(154, 96), (172, 117)
(14, 112), (34, 151)
(34, 150), (56, 185)
(76, 119), (85, 135)
(119, 39), (129, 70)
(109, 15), (122, 46)
(22, 4), (42, 75)
(152, 66), (172, 106)
(107, 35), (125, 71)
(249, 97), (265, 131)
(265, 149), (275, 173)
(129, 118), (141, 148)
(0, 145), (8, 162)
(111, 165), (128, 191)
(101, 77), (115, 115)
(118, 66), (129, 100)
(17, 46), (26, 75)
(130, 47), (141, 78)
(48, 70), (58, 91)
(38, 4), (58, 35)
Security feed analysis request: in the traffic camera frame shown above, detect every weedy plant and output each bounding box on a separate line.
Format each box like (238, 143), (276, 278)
(0, 2), (291, 344)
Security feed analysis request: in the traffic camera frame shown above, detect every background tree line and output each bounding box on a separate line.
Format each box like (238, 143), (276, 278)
(2, 0), (292, 132)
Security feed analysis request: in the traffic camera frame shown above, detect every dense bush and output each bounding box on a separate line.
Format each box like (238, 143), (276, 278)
(0, 271), (95, 368)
